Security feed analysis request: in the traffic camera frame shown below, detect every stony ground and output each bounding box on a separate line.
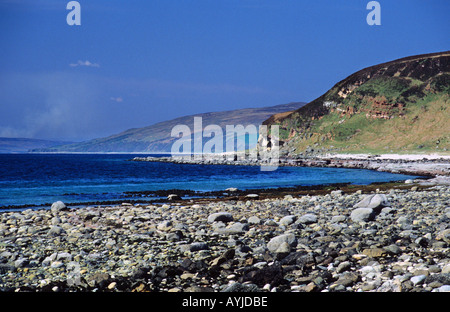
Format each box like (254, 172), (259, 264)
(0, 180), (449, 292)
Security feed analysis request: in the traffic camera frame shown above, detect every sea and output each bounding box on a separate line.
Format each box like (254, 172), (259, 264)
(0, 154), (421, 210)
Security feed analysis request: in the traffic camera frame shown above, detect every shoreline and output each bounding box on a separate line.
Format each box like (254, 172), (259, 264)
(0, 181), (449, 292)
(132, 153), (450, 177)
(0, 179), (427, 212)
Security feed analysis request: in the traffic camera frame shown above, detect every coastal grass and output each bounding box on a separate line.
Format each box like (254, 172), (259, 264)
(291, 92), (450, 155)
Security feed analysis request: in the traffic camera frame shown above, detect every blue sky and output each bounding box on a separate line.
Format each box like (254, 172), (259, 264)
(0, 0), (448, 141)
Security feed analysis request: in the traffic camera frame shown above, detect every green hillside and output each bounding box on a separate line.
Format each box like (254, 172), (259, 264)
(263, 51), (450, 155)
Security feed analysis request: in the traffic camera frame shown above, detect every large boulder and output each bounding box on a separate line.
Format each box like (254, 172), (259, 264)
(350, 208), (377, 222)
(51, 201), (67, 216)
(351, 194), (390, 222)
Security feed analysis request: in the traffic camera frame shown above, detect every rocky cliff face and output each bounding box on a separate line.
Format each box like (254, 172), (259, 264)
(261, 51), (450, 155)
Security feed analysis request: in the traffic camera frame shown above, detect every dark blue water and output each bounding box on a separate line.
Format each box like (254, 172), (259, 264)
(0, 154), (419, 209)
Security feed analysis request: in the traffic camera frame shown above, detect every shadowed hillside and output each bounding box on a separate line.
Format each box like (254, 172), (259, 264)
(33, 102), (306, 153)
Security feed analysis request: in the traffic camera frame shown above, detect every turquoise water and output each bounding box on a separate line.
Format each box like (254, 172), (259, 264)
(0, 154), (420, 209)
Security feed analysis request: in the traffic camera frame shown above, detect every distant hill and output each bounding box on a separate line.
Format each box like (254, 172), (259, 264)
(0, 138), (73, 153)
(262, 51), (450, 155)
(33, 102), (306, 153)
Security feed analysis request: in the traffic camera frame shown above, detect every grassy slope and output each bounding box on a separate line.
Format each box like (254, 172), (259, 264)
(272, 52), (450, 155)
(295, 93), (450, 154)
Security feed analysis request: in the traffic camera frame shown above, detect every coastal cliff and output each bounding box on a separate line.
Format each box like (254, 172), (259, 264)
(261, 51), (450, 155)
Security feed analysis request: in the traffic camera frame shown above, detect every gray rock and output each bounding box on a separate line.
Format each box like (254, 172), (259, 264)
(331, 215), (346, 223)
(297, 213), (317, 224)
(264, 219), (278, 226)
(87, 272), (110, 288)
(279, 215), (296, 226)
(42, 254), (57, 266)
(442, 264), (450, 274)
(381, 206), (394, 213)
(396, 216), (409, 224)
(0, 264), (16, 274)
(433, 285), (450, 292)
(383, 244), (402, 255)
(51, 201), (67, 216)
(56, 252), (73, 262)
(166, 231), (183, 241)
(190, 242), (209, 252)
(48, 225), (65, 236)
(51, 216), (61, 225)
(334, 272), (360, 287)
(411, 275), (426, 286)
(353, 194), (389, 209)
(274, 242), (291, 259)
(14, 258), (28, 268)
(425, 273), (450, 285)
(350, 208), (375, 222)
(248, 216), (261, 224)
(336, 261), (352, 273)
(436, 229), (450, 243)
(207, 212), (233, 223)
(157, 220), (173, 231)
(222, 282), (260, 292)
(215, 222), (249, 235)
(267, 233), (297, 253)
(50, 261), (64, 269)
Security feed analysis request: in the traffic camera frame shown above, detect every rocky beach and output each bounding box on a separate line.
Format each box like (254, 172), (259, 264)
(0, 155), (449, 293)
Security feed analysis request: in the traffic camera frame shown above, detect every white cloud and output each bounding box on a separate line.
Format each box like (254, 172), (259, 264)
(110, 96), (123, 103)
(69, 60), (100, 68)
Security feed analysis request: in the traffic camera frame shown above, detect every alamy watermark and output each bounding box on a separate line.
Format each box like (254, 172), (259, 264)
(367, 1), (381, 26)
(66, 2), (381, 26)
(170, 117), (280, 171)
(66, 1), (81, 26)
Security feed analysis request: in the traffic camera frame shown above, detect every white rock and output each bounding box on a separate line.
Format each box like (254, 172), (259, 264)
(267, 233), (297, 253)
(433, 285), (450, 292)
(207, 212), (233, 223)
(410, 275), (426, 286)
(350, 208), (374, 222)
(248, 216), (261, 224)
(50, 201), (67, 216)
(279, 215), (296, 226)
(353, 194), (390, 209)
(297, 213), (317, 224)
